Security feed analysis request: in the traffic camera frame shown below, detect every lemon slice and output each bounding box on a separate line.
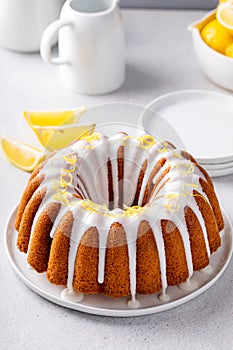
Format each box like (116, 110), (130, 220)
(32, 123), (96, 151)
(217, 1), (233, 35)
(24, 106), (86, 127)
(201, 19), (233, 53)
(1, 136), (44, 172)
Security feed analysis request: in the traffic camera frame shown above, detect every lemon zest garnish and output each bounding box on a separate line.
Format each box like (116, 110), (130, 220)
(60, 172), (73, 186)
(81, 200), (145, 217)
(157, 180), (208, 213)
(175, 162), (194, 175)
(173, 151), (182, 159)
(192, 192), (209, 204)
(158, 147), (169, 153)
(62, 162), (76, 173)
(81, 200), (105, 214)
(162, 193), (182, 212)
(121, 135), (131, 146)
(52, 152), (77, 204)
(183, 183), (198, 195)
(164, 202), (181, 213)
(52, 190), (70, 205)
(123, 205), (146, 217)
(110, 134), (158, 149)
(157, 142), (169, 153)
(63, 154), (77, 164)
(137, 135), (156, 149)
(52, 180), (65, 191)
(79, 132), (101, 143)
(75, 132), (101, 150)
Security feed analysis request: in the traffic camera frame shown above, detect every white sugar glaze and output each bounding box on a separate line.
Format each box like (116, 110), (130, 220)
(26, 133), (220, 305)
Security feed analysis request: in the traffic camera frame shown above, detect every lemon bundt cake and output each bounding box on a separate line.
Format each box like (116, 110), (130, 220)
(15, 133), (224, 307)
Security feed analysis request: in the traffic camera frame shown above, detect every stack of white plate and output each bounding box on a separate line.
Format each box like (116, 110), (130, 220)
(199, 157), (233, 178)
(139, 90), (233, 178)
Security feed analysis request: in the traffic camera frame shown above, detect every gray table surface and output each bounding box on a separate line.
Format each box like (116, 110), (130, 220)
(1, 9), (233, 350)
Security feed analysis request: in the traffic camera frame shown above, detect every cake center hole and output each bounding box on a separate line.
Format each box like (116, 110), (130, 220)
(75, 157), (142, 211)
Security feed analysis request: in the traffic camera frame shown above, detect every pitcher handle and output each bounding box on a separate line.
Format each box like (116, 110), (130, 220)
(40, 19), (73, 65)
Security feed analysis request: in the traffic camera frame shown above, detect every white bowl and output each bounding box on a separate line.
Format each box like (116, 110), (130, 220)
(188, 10), (233, 91)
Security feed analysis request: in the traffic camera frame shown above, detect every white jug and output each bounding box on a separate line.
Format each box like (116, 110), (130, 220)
(0, 0), (65, 52)
(40, 0), (125, 95)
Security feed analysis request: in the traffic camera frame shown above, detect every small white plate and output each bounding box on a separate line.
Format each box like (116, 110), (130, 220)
(203, 161), (233, 170)
(141, 90), (233, 164)
(207, 166), (233, 178)
(5, 206), (233, 317)
(202, 160), (233, 177)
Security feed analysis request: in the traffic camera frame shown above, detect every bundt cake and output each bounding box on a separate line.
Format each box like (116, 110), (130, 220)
(15, 132), (224, 307)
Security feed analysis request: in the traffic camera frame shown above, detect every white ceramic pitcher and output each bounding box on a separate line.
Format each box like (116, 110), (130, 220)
(0, 0), (65, 52)
(40, 0), (125, 95)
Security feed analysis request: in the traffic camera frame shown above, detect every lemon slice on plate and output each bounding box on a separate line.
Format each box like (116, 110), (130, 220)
(32, 123), (96, 151)
(1, 136), (44, 172)
(24, 106), (86, 127)
(201, 19), (233, 54)
(217, 1), (233, 35)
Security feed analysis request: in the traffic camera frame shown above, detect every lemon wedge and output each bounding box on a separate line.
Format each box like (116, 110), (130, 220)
(201, 19), (233, 53)
(1, 136), (44, 172)
(217, 1), (233, 35)
(24, 106), (86, 127)
(32, 123), (96, 151)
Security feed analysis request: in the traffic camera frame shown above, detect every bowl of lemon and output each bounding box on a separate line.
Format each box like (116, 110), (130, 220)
(189, 0), (233, 91)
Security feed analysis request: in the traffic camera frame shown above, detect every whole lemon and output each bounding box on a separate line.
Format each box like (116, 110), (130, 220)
(225, 42), (233, 57)
(201, 19), (233, 54)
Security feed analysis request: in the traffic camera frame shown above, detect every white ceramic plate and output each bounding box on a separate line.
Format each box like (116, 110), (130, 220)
(203, 161), (233, 170)
(141, 90), (233, 164)
(5, 206), (233, 317)
(207, 166), (233, 178)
